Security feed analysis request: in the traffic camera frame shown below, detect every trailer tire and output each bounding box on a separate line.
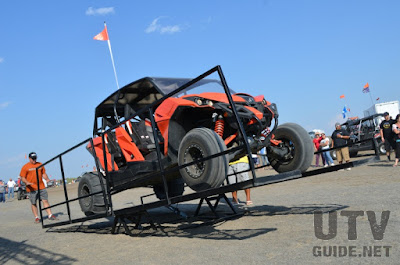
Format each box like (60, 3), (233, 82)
(78, 172), (107, 216)
(178, 128), (228, 191)
(269, 123), (313, 173)
(153, 178), (185, 200)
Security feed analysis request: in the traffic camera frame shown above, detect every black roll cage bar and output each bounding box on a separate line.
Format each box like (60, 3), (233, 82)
(34, 65), (380, 229)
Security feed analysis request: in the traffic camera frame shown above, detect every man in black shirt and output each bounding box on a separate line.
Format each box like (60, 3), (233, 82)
(380, 112), (396, 161)
(331, 123), (351, 169)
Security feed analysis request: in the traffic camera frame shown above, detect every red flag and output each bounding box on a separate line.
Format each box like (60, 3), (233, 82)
(340, 95), (345, 99)
(93, 25), (109, 41)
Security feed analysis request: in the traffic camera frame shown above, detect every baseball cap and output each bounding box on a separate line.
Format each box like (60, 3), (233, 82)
(335, 122), (340, 127)
(384, 112), (389, 116)
(28, 152), (37, 159)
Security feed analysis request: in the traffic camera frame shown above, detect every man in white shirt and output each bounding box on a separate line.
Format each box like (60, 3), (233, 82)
(7, 178), (16, 199)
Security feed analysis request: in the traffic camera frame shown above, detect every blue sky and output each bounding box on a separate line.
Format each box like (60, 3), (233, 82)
(1, 1), (400, 180)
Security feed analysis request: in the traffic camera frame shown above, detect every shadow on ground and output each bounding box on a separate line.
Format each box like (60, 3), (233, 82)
(367, 162), (394, 167)
(46, 203), (347, 240)
(0, 237), (77, 264)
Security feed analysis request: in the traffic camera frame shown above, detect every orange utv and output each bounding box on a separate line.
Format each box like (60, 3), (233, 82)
(78, 66), (313, 216)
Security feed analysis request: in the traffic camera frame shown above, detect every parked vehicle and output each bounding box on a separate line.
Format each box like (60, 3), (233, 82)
(330, 114), (385, 159)
(78, 66), (313, 216)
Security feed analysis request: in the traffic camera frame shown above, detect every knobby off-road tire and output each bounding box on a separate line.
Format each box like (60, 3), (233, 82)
(153, 178), (185, 200)
(269, 123), (313, 173)
(78, 172), (107, 216)
(17, 190), (23, 200)
(349, 151), (358, 157)
(178, 128), (228, 191)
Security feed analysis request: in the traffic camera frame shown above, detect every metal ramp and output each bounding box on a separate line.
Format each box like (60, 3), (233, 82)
(33, 65), (381, 233)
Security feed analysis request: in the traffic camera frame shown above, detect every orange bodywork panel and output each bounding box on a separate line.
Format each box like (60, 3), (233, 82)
(155, 97), (210, 155)
(115, 127), (145, 162)
(224, 133), (238, 145)
(88, 136), (119, 172)
(244, 106), (264, 120)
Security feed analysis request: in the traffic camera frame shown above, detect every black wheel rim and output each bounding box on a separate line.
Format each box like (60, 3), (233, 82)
(380, 145), (386, 154)
(183, 143), (205, 179)
(278, 138), (295, 165)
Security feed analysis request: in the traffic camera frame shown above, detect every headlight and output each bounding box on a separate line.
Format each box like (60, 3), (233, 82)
(195, 97), (213, 107)
(195, 98), (203, 105)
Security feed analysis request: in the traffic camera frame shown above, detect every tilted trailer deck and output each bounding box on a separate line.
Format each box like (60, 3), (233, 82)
(33, 66), (380, 234)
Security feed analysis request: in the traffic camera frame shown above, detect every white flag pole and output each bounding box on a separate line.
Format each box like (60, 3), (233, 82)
(104, 22), (120, 90)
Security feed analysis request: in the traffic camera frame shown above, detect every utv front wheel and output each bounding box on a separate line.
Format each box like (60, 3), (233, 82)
(78, 172), (107, 216)
(268, 123), (313, 173)
(178, 128), (228, 191)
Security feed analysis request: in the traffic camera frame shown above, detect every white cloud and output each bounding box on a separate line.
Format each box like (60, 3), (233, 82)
(86, 7), (115, 16)
(0, 101), (12, 110)
(0, 57), (4, 63)
(145, 17), (183, 34)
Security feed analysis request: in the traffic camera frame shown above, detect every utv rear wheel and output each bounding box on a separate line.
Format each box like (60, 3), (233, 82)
(78, 172), (107, 216)
(269, 123), (313, 173)
(178, 128), (228, 191)
(153, 178), (185, 200)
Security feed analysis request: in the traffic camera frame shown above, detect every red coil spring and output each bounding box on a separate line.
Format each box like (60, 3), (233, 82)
(214, 118), (225, 137)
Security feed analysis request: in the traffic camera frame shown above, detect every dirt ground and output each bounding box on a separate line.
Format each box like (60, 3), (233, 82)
(1, 152), (399, 265)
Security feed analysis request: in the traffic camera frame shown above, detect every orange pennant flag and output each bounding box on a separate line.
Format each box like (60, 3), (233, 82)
(340, 95), (345, 99)
(93, 25), (109, 41)
(364, 82), (369, 89)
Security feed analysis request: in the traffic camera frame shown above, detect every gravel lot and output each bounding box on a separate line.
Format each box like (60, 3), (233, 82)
(1, 152), (399, 265)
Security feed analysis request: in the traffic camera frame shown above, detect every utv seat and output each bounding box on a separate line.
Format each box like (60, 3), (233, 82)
(125, 119), (156, 153)
(105, 132), (126, 169)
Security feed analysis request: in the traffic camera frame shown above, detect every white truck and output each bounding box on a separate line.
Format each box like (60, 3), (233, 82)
(364, 101), (399, 121)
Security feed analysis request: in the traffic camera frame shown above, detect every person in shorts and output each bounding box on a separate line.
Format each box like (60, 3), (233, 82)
(227, 156), (252, 205)
(20, 152), (58, 223)
(380, 112), (396, 161)
(331, 123), (351, 170)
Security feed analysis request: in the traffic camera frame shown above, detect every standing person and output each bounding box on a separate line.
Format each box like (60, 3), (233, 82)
(331, 123), (351, 170)
(227, 156), (252, 206)
(391, 114), (400, 167)
(0, 180), (6, 203)
(20, 152), (58, 223)
(320, 133), (335, 167)
(380, 112), (396, 161)
(313, 132), (323, 167)
(7, 178), (16, 199)
(259, 147), (270, 169)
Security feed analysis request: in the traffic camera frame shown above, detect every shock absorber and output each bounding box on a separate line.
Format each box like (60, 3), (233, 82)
(214, 115), (225, 137)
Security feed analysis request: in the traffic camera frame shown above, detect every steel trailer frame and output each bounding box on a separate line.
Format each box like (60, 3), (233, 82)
(34, 66), (381, 231)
